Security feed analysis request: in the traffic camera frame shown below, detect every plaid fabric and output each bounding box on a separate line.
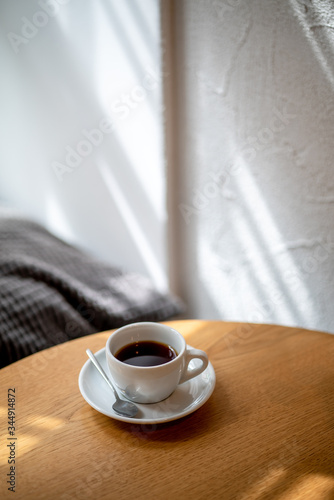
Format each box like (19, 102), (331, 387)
(0, 216), (183, 368)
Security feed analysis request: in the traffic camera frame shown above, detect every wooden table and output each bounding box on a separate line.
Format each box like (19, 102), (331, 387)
(1, 320), (334, 499)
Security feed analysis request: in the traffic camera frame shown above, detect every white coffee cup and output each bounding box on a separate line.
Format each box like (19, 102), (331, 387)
(106, 322), (209, 404)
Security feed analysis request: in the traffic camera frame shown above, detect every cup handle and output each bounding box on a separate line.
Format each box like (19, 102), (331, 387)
(178, 347), (209, 384)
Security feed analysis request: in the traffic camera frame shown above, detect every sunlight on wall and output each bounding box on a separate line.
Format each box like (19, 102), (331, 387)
(93, 0), (165, 216)
(170, 0), (334, 331)
(196, 154), (317, 325)
(98, 160), (167, 290)
(230, 158), (315, 323)
(0, 0), (167, 290)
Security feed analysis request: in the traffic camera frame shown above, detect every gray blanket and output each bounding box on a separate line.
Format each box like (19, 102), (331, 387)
(0, 216), (183, 368)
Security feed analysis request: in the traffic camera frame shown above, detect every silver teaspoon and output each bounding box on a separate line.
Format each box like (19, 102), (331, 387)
(86, 349), (139, 418)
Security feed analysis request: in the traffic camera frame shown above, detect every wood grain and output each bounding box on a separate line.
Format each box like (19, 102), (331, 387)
(1, 321), (334, 500)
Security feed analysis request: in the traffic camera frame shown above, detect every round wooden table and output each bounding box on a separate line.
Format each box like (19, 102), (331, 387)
(1, 320), (334, 499)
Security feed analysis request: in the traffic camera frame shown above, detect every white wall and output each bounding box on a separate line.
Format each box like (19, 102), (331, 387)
(167, 0), (334, 332)
(0, 0), (168, 291)
(2, 0), (334, 332)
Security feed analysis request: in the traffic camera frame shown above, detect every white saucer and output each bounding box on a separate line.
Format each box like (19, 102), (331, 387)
(78, 347), (216, 424)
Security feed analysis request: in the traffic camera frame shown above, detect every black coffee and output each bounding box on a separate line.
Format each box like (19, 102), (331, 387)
(115, 340), (177, 367)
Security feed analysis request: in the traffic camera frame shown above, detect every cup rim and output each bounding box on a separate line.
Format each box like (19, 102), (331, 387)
(106, 322), (186, 370)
